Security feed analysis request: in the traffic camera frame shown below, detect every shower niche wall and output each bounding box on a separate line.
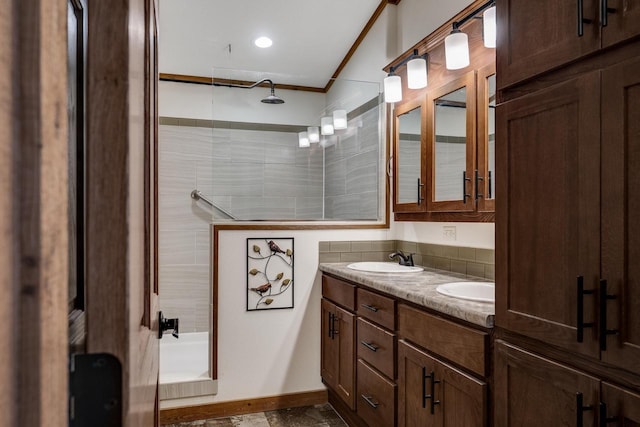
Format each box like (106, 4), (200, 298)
(157, 74), (385, 402)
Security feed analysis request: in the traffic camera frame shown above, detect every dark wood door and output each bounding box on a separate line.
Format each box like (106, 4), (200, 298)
(321, 299), (356, 410)
(496, 72), (601, 359)
(601, 0), (640, 49)
(85, 0), (160, 424)
(398, 340), (438, 427)
(496, 0), (600, 89)
(600, 56), (640, 375)
(494, 341), (600, 427)
(398, 340), (486, 427)
(601, 382), (640, 425)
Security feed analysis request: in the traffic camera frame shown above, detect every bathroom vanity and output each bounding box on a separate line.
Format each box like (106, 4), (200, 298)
(319, 263), (494, 427)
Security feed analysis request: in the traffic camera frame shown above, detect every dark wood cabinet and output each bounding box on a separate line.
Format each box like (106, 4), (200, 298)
(497, 58), (640, 374)
(495, 340), (640, 427)
(600, 56), (640, 375)
(398, 340), (487, 427)
(494, 340), (600, 427)
(496, 71), (601, 359)
(497, 0), (640, 89)
(496, 3), (640, 424)
(321, 273), (491, 427)
(321, 297), (356, 410)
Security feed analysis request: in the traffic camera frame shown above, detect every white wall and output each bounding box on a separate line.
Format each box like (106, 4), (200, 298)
(212, 227), (391, 403)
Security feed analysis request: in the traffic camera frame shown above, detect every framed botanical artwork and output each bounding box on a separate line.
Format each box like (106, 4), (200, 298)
(246, 238), (294, 311)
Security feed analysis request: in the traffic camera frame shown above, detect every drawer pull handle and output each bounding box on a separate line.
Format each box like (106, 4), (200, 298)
(577, 276), (595, 342)
(422, 369), (440, 414)
(361, 304), (379, 312)
(576, 392), (593, 426)
(361, 394), (379, 409)
(361, 341), (379, 352)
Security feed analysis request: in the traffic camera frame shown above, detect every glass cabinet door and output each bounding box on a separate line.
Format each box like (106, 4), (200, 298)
(426, 71), (476, 213)
(393, 98), (426, 213)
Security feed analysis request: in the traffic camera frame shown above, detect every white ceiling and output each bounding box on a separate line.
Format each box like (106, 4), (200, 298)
(158, 0), (383, 88)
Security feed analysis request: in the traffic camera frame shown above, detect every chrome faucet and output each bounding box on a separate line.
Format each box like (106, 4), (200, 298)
(388, 250), (414, 266)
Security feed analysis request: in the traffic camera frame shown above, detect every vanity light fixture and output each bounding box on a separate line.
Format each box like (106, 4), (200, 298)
(384, 49), (428, 103)
(307, 126), (320, 143)
(483, 5), (497, 48)
(321, 116), (334, 135)
(298, 131), (310, 148)
(444, 0), (496, 70)
(333, 110), (348, 130)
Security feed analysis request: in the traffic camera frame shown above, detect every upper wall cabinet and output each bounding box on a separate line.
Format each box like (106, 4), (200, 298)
(497, 0), (640, 89)
(388, 3), (496, 222)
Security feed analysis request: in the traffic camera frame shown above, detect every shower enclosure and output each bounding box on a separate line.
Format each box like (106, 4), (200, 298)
(158, 73), (385, 402)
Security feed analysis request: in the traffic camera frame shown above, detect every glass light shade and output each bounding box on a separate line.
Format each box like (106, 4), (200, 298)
(307, 126), (320, 143)
(407, 57), (428, 89)
(298, 131), (310, 148)
(483, 6), (497, 48)
(444, 30), (470, 70)
(321, 116), (334, 135)
(383, 75), (402, 103)
(333, 110), (348, 130)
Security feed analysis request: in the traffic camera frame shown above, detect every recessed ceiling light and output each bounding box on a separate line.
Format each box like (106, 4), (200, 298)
(254, 36), (273, 48)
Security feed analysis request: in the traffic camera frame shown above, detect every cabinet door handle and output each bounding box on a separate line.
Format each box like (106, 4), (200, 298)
(361, 303), (378, 313)
(361, 341), (379, 352)
(417, 178), (424, 205)
(576, 392), (593, 426)
(577, 0), (593, 36)
(422, 369), (440, 414)
(463, 171), (471, 204)
(599, 279), (619, 351)
(361, 394), (379, 409)
(331, 313), (339, 338)
(474, 170), (484, 204)
(577, 276), (595, 342)
(328, 312), (333, 338)
(600, 0), (616, 27)
(599, 402), (619, 426)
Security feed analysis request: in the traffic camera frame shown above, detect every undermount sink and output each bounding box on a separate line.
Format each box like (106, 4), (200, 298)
(436, 282), (495, 303)
(347, 262), (423, 273)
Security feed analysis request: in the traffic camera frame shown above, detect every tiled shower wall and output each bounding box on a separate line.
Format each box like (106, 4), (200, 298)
(158, 125), (212, 333)
(324, 104), (381, 220)
(319, 240), (495, 280)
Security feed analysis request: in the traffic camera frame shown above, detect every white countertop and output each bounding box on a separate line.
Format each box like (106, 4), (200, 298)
(318, 262), (495, 328)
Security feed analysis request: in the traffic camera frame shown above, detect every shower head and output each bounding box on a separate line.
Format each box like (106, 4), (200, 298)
(261, 86), (285, 104)
(213, 78), (285, 104)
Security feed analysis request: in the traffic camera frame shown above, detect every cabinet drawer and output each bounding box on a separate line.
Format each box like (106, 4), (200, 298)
(357, 287), (395, 329)
(357, 360), (396, 427)
(322, 275), (356, 311)
(357, 318), (395, 379)
(398, 304), (488, 377)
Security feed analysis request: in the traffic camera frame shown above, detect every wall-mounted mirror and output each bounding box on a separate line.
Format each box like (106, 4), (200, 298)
(434, 86), (468, 202)
(397, 105), (423, 204)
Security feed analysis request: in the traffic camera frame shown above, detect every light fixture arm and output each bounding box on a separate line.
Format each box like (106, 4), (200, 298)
(451, 0), (495, 31)
(390, 49), (428, 74)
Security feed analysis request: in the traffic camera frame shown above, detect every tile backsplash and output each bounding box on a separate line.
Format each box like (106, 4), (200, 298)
(319, 240), (494, 280)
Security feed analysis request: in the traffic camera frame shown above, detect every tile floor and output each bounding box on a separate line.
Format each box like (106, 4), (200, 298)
(162, 403), (347, 427)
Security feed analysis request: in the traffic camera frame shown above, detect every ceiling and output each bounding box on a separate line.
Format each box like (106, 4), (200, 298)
(158, 0), (384, 89)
